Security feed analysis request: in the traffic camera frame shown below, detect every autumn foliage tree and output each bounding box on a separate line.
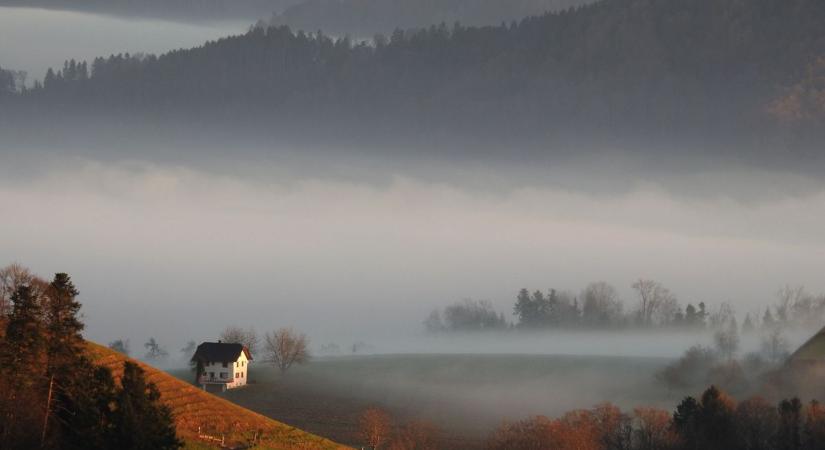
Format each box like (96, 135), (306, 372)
(360, 407), (393, 449)
(486, 386), (825, 450)
(632, 407), (676, 450)
(488, 406), (629, 450)
(388, 420), (440, 450)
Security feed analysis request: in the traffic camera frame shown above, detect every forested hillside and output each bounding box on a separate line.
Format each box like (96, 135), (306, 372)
(268, 0), (593, 36)
(5, 0), (825, 157)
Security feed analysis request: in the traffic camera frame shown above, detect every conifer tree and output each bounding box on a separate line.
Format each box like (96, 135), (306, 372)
(698, 386), (737, 450)
(0, 285), (47, 448)
(111, 361), (182, 450)
(41, 273), (108, 449)
(2, 285), (46, 368)
(45, 273), (84, 375)
(778, 398), (803, 450)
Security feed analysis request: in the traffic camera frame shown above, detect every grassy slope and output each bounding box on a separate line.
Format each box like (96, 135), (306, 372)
(86, 341), (348, 450)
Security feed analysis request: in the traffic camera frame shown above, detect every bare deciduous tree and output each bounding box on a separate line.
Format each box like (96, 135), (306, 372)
(714, 320), (740, 361)
(709, 302), (737, 330)
(360, 407), (392, 449)
(761, 328), (789, 363)
(389, 420), (440, 450)
(633, 407), (677, 450)
(0, 263), (36, 317)
(591, 403), (632, 450)
(776, 285), (806, 324)
(264, 327), (309, 373)
(220, 325), (259, 354)
(632, 279), (677, 326)
(581, 282), (623, 327)
(180, 340), (196, 357)
(108, 339), (130, 355)
(143, 337), (169, 361)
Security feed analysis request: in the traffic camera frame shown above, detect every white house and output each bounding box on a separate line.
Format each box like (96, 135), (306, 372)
(191, 341), (252, 392)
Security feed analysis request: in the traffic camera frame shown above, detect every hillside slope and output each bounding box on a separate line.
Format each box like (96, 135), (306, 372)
(8, 0), (825, 161)
(86, 342), (348, 450)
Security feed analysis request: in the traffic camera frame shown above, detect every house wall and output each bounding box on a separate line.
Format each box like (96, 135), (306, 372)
(228, 351), (249, 389)
(200, 351), (250, 389)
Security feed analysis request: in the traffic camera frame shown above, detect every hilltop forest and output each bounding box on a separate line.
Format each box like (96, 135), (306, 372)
(268, 0), (593, 36)
(3, 0), (825, 160)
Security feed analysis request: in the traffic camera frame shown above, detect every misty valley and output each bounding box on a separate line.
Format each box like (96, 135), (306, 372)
(2, 0), (825, 449)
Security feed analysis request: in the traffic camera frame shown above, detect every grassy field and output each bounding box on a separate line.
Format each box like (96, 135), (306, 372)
(170, 353), (681, 449)
(86, 342), (348, 450)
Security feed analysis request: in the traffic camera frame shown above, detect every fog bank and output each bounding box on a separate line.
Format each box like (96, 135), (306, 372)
(1, 157), (824, 352)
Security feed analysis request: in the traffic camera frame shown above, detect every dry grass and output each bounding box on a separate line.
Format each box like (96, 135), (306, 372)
(86, 341), (349, 450)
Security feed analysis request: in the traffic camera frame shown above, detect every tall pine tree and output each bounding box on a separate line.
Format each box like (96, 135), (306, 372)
(110, 361), (181, 450)
(0, 285), (48, 448)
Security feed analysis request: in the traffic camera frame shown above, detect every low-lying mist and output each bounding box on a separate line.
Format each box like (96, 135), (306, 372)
(1, 154), (824, 355)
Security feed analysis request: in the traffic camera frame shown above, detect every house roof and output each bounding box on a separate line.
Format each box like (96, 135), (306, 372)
(191, 341), (253, 363)
(788, 326), (825, 362)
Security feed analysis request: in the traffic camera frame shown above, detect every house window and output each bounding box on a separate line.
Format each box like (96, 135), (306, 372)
(220, 372), (227, 379)
(222, 362), (228, 368)
(210, 372), (215, 378)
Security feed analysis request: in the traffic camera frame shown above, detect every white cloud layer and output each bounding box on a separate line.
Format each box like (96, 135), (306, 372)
(2, 159), (824, 349)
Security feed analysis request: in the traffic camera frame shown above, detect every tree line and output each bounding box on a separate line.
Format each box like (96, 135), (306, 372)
(268, 0), (591, 37)
(425, 280), (825, 333)
(107, 323), (311, 376)
(5, 0), (825, 153)
(0, 264), (180, 449)
(487, 385), (825, 450)
(0, 65), (26, 98)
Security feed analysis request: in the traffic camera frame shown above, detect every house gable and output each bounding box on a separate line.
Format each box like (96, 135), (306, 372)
(191, 341), (253, 364)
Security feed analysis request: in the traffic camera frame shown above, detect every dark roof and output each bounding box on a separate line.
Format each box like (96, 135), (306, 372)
(191, 342), (253, 362)
(789, 326), (825, 362)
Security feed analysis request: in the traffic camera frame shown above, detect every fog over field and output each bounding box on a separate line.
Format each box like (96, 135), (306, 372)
(2, 152), (824, 354)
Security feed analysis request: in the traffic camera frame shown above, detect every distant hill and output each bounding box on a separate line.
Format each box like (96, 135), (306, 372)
(86, 342), (347, 450)
(4, 0), (825, 163)
(0, 0), (301, 21)
(269, 0), (594, 37)
(0, 0), (590, 25)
